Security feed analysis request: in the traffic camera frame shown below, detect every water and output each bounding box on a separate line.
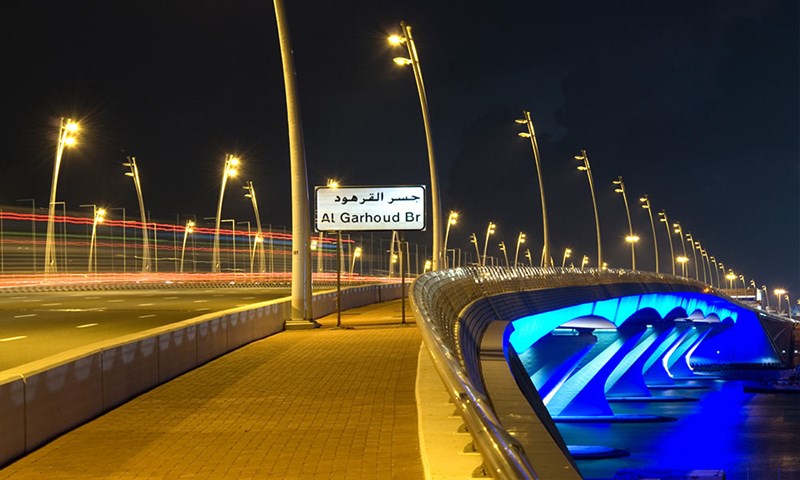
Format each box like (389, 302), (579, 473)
(555, 379), (800, 479)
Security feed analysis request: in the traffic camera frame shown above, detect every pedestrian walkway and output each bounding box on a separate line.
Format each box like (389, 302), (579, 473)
(1, 300), (424, 479)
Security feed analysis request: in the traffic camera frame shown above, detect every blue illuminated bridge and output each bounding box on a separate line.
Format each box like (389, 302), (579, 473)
(410, 267), (797, 479)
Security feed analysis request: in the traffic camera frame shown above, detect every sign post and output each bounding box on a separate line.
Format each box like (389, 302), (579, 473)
(315, 185), (426, 327)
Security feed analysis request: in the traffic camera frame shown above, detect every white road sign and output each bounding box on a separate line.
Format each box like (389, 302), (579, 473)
(315, 185), (426, 232)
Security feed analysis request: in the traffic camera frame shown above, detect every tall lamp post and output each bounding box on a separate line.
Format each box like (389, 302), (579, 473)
(685, 233), (699, 280)
(774, 288), (786, 312)
(82, 206), (106, 273)
(710, 256), (720, 287)
(676, 256), (689, 276)
(561, 248), (572, 268)
(693, 240), (706, 283)
(516, 111), (552, 267)
(575, 150), (602, 269)
(498, 241), (509, 267)
(658, 210), (675, 275)
(482, 222), (496, 267)
(179, 220), (194, 273)
(442, 211), (458, 268)
(350, 246), (362, 275)
(389, 23), (442, 271)
(613, 176), (637, 270)
(639, 195), (659, 273)
(44, 118), (80, 273)
(581, 255), (590, 270)
(213, 154), (240, 273)
(123, 157), (151, 272)
(725, 271), (736, 289)
(761, 285), (770, 309)
(525, 249), (533, 267)
(673, 222), (688, 277)
(243, 181), (267, 273)
(469, 233), (480, 266)
(514, 232), (526, 267)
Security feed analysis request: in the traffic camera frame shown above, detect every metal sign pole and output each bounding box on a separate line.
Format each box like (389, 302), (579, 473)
(400, 232), (406, 325)
(336, 230), (342, 328)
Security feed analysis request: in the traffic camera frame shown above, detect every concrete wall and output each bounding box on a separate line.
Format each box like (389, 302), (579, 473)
(0, 282), (399, 467)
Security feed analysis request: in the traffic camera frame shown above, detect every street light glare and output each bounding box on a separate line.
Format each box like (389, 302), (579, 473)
(518, 132), (531, 138)
(625, 235), (640, 243)
(388, 34), (404, 45)
(64, 137), (77, 147)
(393, 57), (412, 66)
(227, 168), (238, 177)
(66, 121), (79, 133)
(228, 157), (240, 166)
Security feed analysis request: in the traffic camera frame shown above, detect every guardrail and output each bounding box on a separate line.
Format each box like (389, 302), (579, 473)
(0, 282), (402, 467)
(409, 266), (713, 479)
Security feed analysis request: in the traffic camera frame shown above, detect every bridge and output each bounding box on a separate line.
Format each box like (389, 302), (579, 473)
(0, 266), (797, 478)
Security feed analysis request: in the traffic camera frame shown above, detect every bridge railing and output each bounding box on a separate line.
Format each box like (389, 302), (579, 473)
(409, 266), (708, 479)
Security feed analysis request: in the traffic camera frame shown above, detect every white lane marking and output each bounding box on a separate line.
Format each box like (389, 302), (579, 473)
(22, 299), (43, 303)
(212, 294), (224, 297)
(138, 314), (157, 318)
(13, 314), (37, 318)
(7, 296), (26, 300)
(0, 336), (27, 342)
(162, 296), (179, 300)
(138, 303), (154, 307)
(77, 323), (99, 329)
(107, 299), (125, 303)
(42, 303), (62, 306)
(193, 300), (209, 303)
(242, 296), (255, 300)
(49, 308), (106, 312)
(195, 308), (210, 311)
(84, 296), (100, 300)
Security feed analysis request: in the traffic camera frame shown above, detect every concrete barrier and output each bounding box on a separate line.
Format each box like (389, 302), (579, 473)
(24, 354), (103, 452)
(101, 338), (158, 410)
(0, 375), (25, 465)
(0, 282), (399, 468)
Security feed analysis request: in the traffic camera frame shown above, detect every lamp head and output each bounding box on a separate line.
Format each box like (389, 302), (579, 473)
(388, 34), (405, 45)
(393, 57), (412, 66)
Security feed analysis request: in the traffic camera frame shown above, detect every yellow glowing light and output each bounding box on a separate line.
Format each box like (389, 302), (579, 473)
(676, 256), (689, 264)
(227, 168), (238, 177)
(228, 157), (240, 166)
(388, 34), (404, 45)
(625, 235), (640, 243)
(64, 137), (77, 147)
(393, 57), (412, 66)
(774, 288), (787, 296)
(353, 247), (362, 258)
(327, 179), (339, 188)
(66, 121), (79, 133)
(310, 240), (318, 251)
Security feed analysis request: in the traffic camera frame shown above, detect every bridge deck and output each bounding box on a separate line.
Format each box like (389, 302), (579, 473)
(1, 300), (424, 479)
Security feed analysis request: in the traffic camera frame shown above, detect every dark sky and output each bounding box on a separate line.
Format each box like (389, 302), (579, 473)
(1, 0), (797, 294)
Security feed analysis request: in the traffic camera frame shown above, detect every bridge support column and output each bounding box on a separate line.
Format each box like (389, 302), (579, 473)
(668, 324), (712, 378)
(643, 323), (692, 385)
(605, 325), (667, 398)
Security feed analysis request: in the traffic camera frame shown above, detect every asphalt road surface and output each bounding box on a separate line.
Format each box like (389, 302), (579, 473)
(0, 287), (290, 371)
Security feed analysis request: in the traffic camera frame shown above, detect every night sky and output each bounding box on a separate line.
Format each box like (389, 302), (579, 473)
(1, 1), (797, 294)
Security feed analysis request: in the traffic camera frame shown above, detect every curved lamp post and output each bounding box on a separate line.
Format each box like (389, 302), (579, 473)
(685, 233), (699, 280)
(613, 176), (637, 270)
(179, 220), (194, 273)
(524, 248), (533, 267)
(639, 195), (659, 273)
(774, 288), (786, 312)
(243, 181), (267, 273)
(123, 157), (151, 272)
(213, 154), (240, 273)
(761, 285), (770, 309)
(561, 248), (572, 268)
(658, 210), (675, 275)
(516, 111), (551, 267)
(44, 118), (80, 273)
(581, 254), (590, 270)
(482, 222), (496, 267)
(498, 241), (509, 267)
(389, 23), (442, 271)
(673, 222), (688, 277)
(84, 206), (106, 273)
(575, 150), (602, 269)
(514, 232), (526, 267)
(442, 211), (458, 268)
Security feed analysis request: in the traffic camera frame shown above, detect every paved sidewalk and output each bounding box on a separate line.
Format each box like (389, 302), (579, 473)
(1, 300), (423, 479)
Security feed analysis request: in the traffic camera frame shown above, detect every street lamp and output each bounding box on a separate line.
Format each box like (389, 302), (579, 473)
(710, 256), (721, 287)
(639, 195), (659, 273)
(676, 256), (689, 277)
(774, 288), (787, 312)
(738, 274), (746, 289)
(389, 23), (442, 270)
(761, 285), (771, 309)
(725, 272), (736, 289)
(514, 232), (526, 267)
(575, 150), (602, 269)
(613, 176), (637, 270)
(469, 233), (480, 266)
(83, 206), (106, 273)
(443, 211), (458, 268)
(561, 248), (572, 268)
(525, 249), (533, 267)
(581, 254), (590, 270)
(179, 220), (194, 273)
(213, 154), (240, 273)
(350, 246), (362, 275)
(658, 210), (675, 275)
(499, 241), (509, 267)
(243, 181), (266, 273)
(482, 222), (496, 267)
(516, 111), (551, 267)
(685, 233), (699, 280)
(673, 222), (688, 277)
(44, 118), (80, 273)
(693, 241), (707, 283)
(122, 157), (151, 273)
(423, 259), (432, 273)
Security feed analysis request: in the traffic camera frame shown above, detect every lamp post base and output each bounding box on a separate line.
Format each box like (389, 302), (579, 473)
(285, 319), (319, 330)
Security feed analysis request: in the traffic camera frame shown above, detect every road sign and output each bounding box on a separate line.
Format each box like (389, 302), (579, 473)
(315, 185), (426, 232)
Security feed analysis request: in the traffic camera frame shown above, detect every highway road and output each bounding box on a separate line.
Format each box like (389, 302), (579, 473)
(0, 287), (291, 371)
